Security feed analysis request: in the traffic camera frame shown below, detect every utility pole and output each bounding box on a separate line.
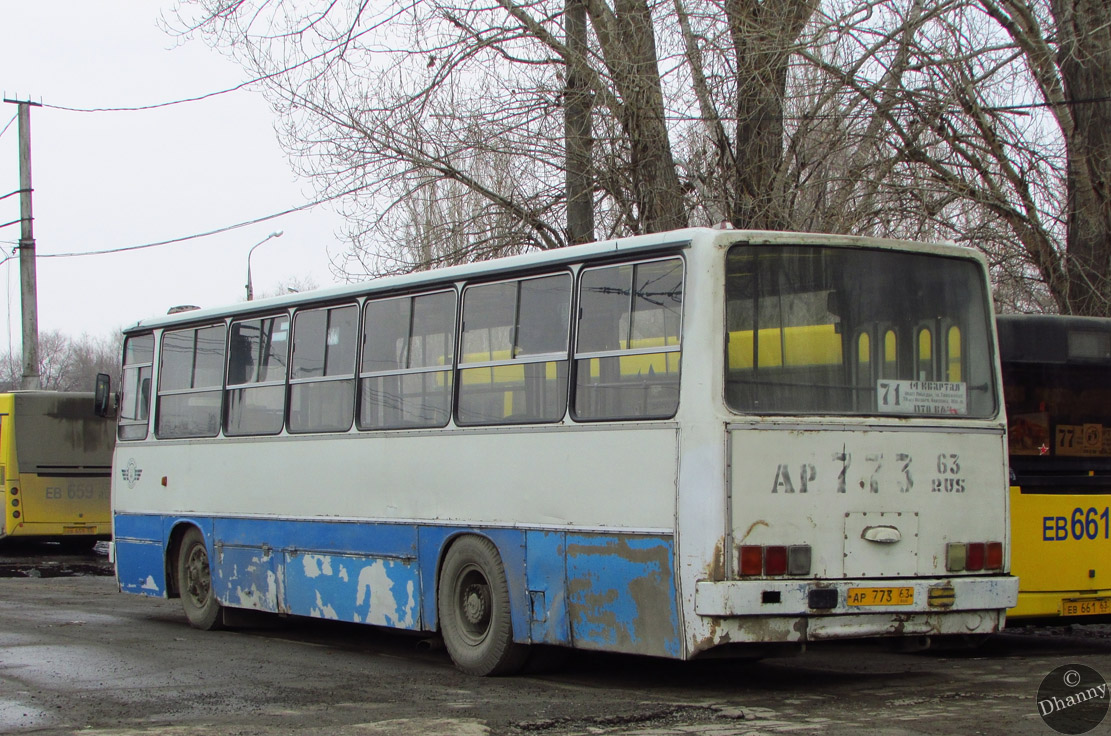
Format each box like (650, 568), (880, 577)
(4, 97), (42, 390)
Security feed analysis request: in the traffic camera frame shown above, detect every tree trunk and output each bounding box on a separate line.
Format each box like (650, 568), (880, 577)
(584, 0), (687, 233)
(1051, 0), (1111, 315)
(725, 0), (819, 230)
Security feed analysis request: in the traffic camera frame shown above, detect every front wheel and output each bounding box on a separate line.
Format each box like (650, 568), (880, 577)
(176, 527), (225, 631)
(438, 536), (527, 676)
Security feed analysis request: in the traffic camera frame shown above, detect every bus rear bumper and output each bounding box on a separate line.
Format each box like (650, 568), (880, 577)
(690, 577), (1017, 651)
(695, 576), (1018, 619)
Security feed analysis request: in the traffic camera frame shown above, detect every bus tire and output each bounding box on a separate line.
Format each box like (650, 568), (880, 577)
(176, 527), (225, 631)
(438, 536), (527, 676)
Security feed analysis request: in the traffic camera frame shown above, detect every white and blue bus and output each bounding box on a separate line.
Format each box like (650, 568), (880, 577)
(103, 227), (1017, 674)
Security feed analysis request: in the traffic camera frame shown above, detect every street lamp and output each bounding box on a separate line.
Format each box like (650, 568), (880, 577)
(245, 230), (284, 301)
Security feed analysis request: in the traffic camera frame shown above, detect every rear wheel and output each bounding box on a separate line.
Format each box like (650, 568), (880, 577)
(176, 527), (224, 630)
(438, 536), (527, 676)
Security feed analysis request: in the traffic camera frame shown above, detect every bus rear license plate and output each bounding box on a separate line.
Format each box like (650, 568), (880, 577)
(1062, 598), (1111, 616)
(62, 526), (96, 535)
(847, 587), (914, 606)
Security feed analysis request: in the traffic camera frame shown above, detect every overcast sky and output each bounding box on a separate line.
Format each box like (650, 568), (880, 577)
(0, 2), (346, 351)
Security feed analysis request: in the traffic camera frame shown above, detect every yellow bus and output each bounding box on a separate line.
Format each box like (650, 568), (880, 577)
(999, 315), (1111, 621)
(0, 391), (115, 547)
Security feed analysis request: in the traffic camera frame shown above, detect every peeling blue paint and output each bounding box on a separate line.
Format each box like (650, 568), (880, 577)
(114, 538), (166, 596)
(215, 544), (282, 612)
(286, 551), (420, 628)
(525, 530), (570, 644)
(114, 512), (680, 659)
(566, 534), (680, 658)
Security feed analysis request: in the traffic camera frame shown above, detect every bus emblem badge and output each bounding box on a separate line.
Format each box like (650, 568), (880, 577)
(121, 459), (143, 489)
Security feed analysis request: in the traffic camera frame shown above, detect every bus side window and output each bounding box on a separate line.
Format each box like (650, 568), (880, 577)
(225, 315), (290, 437)
(289, 304), (358, 433)
(157, 324), (227, 439)
(573, 258), (682, 421)
(457, 274), (571, 425)
(359, 290), (456, 430)
(119, 334), (154, 440)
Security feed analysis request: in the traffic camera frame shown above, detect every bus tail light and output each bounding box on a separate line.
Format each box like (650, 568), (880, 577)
(765, 546), (788, 575)
(986, 542), (1004, 570)
(946, 543), (965, 571)
(788, 545), (812, 575)
(740, 546), (763, 576)
(738, 545), (811, 576)
(946, 542), (1004, 572)
(966, 543), (985, 571)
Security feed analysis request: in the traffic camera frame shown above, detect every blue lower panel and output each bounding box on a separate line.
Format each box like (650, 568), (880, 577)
(115, 513), (163, 542)
(211, 518), (421, 628)
(214, 544), (282, 613)
(566, 533), (680, 658)
(285, 551), (420, 627)
(115, 539), (167, 597)
(525, 530), (570, 644)
(115, 513), (678, 657)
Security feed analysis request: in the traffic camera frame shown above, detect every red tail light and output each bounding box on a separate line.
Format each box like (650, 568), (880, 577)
(966, 543), (986, 571)
(764, 546), (788, 575)
(740, 546), (763, 576)
(738, 544), (811, 576)
(946, 541), (1003, 572)
(986, 542), (1003, 570)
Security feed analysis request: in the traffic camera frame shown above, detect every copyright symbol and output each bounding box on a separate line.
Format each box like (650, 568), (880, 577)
(1065, 669), (1082, 688)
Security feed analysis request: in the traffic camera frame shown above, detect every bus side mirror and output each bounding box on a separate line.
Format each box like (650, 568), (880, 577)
(94, 373), (113, 417)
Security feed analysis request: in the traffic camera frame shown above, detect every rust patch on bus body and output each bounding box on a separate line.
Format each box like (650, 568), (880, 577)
(565, 534), (680, 658)
(706, 539), (726, 582)
(739, 520), (769, 544)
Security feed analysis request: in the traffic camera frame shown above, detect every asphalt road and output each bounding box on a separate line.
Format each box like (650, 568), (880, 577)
(1, 543), (1109, 735)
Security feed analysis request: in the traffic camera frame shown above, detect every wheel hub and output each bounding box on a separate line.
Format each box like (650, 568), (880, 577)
(462, 583), (488, 626)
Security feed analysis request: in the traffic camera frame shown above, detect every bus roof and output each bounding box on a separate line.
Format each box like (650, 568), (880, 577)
(997, 313), (1111, 364)
(123, 227), (979, 334)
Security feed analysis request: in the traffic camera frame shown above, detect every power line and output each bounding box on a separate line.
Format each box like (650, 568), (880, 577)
(0, 112), (16, 139)
(39, 5), (409, 115)
(43, 80), (257, 113)
(36, 185), (359, 260)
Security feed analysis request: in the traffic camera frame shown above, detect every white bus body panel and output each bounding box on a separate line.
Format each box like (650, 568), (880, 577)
(114, 425), (678, 530)
(680, 421), (1017, 653)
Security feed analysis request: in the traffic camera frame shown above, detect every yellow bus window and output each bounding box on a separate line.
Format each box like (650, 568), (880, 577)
(856, 332), (871, 385)
(917, 328), (933, 380)
(883, 330), (897, 378)
(947, 326), (962, 382)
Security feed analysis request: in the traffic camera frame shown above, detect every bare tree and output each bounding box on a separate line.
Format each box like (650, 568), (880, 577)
(980, 0), (1111, 315)
(0, 331), (122, 393)
(792, 0), (1109, 315)
(170, 0), (1111, 318)
(170, 0), (818, 273)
